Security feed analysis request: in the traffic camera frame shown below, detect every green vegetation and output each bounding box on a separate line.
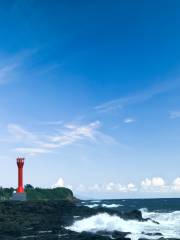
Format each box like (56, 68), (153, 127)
(25, 186), (74, 201)
(0, 185), (74, 201)
(0, 187), (14, 200)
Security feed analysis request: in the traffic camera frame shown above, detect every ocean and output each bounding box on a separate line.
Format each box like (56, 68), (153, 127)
(67, 198), (180, 240)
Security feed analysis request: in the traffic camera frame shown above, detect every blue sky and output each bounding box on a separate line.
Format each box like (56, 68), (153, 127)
(0, 0), (180, 198)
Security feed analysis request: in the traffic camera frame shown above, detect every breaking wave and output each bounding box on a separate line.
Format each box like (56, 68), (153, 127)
(102, 203), (122, 208)
(67, 210), (180, 240)
(84, 204), (99, 208)
(84, 203), (122, 208)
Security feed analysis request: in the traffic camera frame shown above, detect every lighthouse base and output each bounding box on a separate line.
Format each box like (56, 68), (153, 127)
(11, 192), (27, 201)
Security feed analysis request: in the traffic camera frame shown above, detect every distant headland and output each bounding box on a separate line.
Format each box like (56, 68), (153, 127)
(0, 185), (75, 201)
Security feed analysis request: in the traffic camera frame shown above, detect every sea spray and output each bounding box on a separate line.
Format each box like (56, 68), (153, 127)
(66, 210), (180, 240)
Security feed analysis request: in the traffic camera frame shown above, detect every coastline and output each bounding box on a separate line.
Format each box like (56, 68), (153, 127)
(0, 198), (180, 240)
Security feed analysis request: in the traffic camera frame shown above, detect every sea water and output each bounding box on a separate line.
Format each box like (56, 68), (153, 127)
(67, 198), (180, 240)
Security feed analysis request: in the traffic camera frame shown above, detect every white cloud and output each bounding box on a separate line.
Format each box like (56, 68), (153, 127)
(7, 124), (36, 142)
(51, 178), (64, 188)
(123, 118), (135, 124)
(141, 177), (168, 192)
(73, 182), (138, 193)
(127, 183), (137, 191)
(169, 111), (180, 119)
(15, 147), (49, 156)
(61, 177), (180, 194)
(141, 177), (165, 187)
(105, 182), (115, 191)
(7, 121), (114, 156)
(140, 177), (180, 193)
(151, 177), (165, 187)
(116, 184), (127, 192)
(0, 49), (37, 84)
(104, 182), (137, 193)
(172, 178), (180, 191)
(141, 178), (152, 187)
(51, 178), (73, 190)
(95, 80), (180, 113)
(143, 177), (163, 187)
(49, 121), (101, 145)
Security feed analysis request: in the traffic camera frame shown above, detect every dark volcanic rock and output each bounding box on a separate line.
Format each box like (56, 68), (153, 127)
(122, 209), (143, 221)
(142, 232), (163, 236)
(0, 200), (146, 240)
(112, 231), (131, 238)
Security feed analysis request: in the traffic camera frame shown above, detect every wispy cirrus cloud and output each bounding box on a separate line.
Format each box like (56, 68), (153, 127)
(7, 121), (114, 156)
(95, 79), (180, 113)
(0, 63), (19, 84)
(15, 147), (49, 155)
(48, 121), (101, 145)
(37, 120), (63, 126)
(123, 118), (135, 124)
(0, 48), (60, 86)
(169, 111), (180, 119)
(0, 62), (21, 84)
(7, 123), (37, 142)
(0, 49), (38, 84)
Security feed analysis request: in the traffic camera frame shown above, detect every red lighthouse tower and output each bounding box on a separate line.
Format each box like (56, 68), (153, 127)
(17, 158), (25, 193)
(12, 157), (27, 201)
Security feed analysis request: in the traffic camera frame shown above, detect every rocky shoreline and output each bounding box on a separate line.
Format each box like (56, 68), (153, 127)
(0, 200), (178, 240)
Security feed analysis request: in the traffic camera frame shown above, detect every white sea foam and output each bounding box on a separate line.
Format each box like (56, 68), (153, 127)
(90, 200), (101, 203)
(85, 203), (122, 208)
(84, 204), (99, 208)
(67, 211), (180, 240)
(140, 208), (180, 238)
(102, 204), (122, 208)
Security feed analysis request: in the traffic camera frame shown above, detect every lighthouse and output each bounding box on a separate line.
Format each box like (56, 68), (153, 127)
(17, 158), (25, 193)
(12, 157), (27, 201)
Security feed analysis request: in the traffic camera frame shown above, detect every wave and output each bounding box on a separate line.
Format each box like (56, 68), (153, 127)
(140, 208), (180, 238)
(84, 203), (122, 208)
(102, 204), (123, 208)
(84, 204), (99, 208)
(67, 210), (180, 240)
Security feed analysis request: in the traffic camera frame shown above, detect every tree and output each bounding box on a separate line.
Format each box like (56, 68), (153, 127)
(25, 184), (34, 190)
